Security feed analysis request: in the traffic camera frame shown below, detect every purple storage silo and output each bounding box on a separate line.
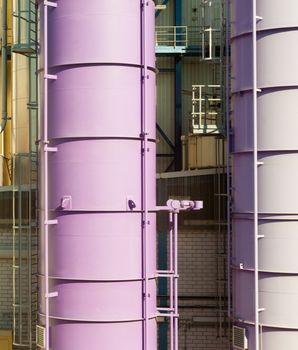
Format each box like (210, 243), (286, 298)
(38, 1), (157, 349)
(231, 1), (298, 349)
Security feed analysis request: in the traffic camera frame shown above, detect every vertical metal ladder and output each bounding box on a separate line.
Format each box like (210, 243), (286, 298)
(12, 152), (37, 349)
(156, 210), (179, 350)
(214, 0), (230, 341)
(12, 0), (38, 348)
(214, 135), (228, 339)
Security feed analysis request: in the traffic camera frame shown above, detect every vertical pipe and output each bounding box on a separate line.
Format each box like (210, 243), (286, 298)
(174, 0), (182, 170)
(209, 28), (212, 60)
(42, 3), (50, 350)
(174, 212), (178, 350)
(158, 231), (168, 350)
(252, 1), (260, 349)
(141, 1), (149, 349)
(18, 156), (22, 344)
(169, 212), (174, 350)
(17, 0), (21, 47)
(225, 0), (231, 321)
(12, 154), (16, 343)
(0, 131), (3, 184)
(1, 0), (7, 134)
(175, 58), (182, 170)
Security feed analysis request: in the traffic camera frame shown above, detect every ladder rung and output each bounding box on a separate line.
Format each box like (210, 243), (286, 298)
(157, 273), (179, 278)
(156, 312), (179, 318)
(157, 307), (174, 312)
(157, 270), (174, 274)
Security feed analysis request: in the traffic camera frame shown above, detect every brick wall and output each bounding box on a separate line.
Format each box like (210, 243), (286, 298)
(0, 224), (13, 330)
(177, 228), (229, 350)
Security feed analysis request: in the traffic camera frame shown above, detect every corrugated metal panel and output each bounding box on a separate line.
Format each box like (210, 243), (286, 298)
(182, 0), (222, 27)
(187, 135), (226, 169)
(156, 57), (175, 172)
(12, 53), (30, 185)
(156, 1), (174, 26)
(157, 56), (175, 69)
(0, 59), (12, 186)
(182, 58), (218, 134)
(12, 53), (29, 155)
(182, 0), (205, 28)
(182, 0), (222, 48)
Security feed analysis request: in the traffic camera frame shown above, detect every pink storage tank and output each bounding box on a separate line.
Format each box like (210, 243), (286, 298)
(38, 1), (157, 349)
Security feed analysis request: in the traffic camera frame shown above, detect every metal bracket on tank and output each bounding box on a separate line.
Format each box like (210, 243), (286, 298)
(46, 291), (58, 298)
(44, 220), (58, 225)
(156, 199), (203, 350)
(44, 1), (57, 8)
(44, 145), (57, 153)
(44, 74), (57, 80)
(60, 195), (72, 210)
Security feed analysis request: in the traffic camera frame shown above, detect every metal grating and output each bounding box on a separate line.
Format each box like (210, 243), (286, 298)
(36, 325), (46, 348)
(233, 326), (248, 350)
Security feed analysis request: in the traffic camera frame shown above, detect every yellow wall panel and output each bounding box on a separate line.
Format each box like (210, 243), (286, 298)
(3, 59), (12, 185)
(7, 0), (12, 45)
(0, 0), (13, 186)
(0, 330), (12, 350)
(187, 134), (226, 169)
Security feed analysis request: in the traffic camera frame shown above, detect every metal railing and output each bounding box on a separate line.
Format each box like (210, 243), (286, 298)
(202, 27), (221, 60)
(155, 26), (188, 48)
(191, 84), (222, 134)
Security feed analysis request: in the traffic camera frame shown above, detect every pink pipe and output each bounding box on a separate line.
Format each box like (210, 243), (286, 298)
(141, 1), (149, 349)
(43, 3), (49, 349)
(169, 212), (174, 350)
(174, 212), (179, 350)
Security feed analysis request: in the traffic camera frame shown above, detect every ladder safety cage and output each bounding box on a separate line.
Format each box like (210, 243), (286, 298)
(12, 0), (38, 54)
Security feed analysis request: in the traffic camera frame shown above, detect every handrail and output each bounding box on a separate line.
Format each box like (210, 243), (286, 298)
(191, 84), (221, 133)
(155, 26), (188, 47)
